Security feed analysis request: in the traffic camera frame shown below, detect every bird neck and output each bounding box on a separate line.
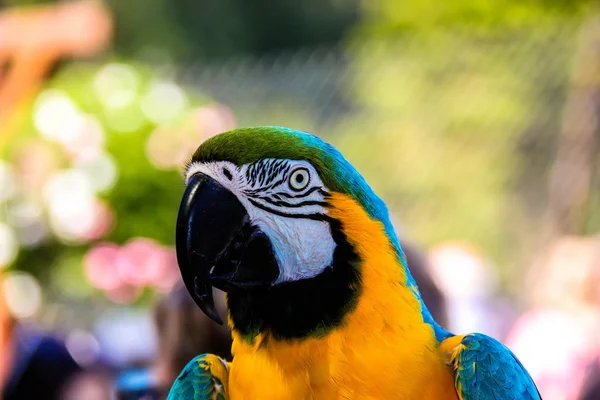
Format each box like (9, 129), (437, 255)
(326, 193), (449, 342)
(226, 192), (448, 345)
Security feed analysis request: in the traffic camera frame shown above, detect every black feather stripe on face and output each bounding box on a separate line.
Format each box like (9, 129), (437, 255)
(243, 159), (293, 192)
(226, 217), (361, 342)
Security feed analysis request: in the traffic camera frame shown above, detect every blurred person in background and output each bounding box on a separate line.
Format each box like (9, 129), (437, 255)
(152, 284), (232, 387)
(505, 235), (600, 400)
(580, 357), (600, 400)
(427, 241), (516, 340)
(0, 272), (82, 400)
(60, 366), (114, 400)
(114, 284), (232, 400)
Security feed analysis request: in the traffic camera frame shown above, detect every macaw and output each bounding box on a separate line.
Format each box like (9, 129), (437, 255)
(168, 126), (540, 400)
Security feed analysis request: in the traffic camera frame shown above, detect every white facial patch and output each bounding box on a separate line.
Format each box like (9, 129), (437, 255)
(186, 159), (336, 283)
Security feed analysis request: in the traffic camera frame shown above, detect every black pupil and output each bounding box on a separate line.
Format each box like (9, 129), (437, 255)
(295, 173), (304, 183)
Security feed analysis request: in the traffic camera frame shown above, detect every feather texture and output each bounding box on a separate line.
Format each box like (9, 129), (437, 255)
(167, 354), (229, 400)
(445, 334), (541, 400)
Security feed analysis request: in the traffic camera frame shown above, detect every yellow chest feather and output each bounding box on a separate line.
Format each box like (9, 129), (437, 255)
(227, 194), (458, 399)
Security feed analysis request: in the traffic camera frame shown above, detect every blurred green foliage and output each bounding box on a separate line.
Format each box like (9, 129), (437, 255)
(108, 0), (360, 60)
(6, 61), (204, 308)
(335, 0), (599, 286)
(356, 0), (593, 34)
(3, 0), (360, 61)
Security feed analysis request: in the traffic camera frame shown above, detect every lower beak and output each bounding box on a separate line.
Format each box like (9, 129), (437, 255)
(176, 173), (280, 324)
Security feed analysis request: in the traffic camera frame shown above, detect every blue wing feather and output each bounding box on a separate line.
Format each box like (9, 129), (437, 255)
(452, 333), (541, 400)
(167, 354), (227, 400)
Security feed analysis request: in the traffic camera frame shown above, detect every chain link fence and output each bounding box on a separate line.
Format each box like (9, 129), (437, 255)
(177, 19), (599, 290)
(1, 16), (598, 327)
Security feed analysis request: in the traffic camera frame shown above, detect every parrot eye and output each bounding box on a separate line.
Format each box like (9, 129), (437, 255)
(289, 168), (310, 191)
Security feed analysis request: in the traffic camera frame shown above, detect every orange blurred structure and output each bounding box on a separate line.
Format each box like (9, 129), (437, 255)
(0, 1), (112, 144)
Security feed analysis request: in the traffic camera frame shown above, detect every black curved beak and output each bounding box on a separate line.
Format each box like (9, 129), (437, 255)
(176, 173), (280, 324)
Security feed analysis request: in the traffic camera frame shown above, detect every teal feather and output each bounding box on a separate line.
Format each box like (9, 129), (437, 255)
(453, 334), (541, 400)
(167, 354), (226, 400)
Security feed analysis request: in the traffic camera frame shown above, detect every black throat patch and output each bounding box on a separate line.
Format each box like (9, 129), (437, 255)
(226, 218), (361, 342)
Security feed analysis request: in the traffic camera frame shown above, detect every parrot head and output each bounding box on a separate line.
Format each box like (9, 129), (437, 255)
(176, 126), (433, 340)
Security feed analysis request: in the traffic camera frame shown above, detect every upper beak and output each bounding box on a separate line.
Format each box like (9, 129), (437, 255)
(176, 173), (280, 324)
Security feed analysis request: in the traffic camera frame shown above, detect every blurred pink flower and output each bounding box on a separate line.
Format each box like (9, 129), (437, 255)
(151, 246), (181, 292)
(116, 238), (162, 286)
(84, 243), (120, 290)
(83, 238), (182, 302)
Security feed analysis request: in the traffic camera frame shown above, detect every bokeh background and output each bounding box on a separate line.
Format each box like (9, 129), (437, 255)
(1, 0), (599, 399)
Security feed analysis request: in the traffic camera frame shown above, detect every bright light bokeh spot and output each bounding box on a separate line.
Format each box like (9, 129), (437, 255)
(43, 169), (94, 212)
(75, 152), (118, 192)
(93, 63), (140, 109)
(80, 199), (115, 241)
(0, 223), (19, 268)
(0, 161), (17, 203)
(43, 169), (99, 242)
(428, 242), (496, 298)
(34, 94), (105, 161)
(34, 90), (84, 143)
(62, 115), (105, 162)
(2, 271), (42, 319)
(141, 81), (188, 124)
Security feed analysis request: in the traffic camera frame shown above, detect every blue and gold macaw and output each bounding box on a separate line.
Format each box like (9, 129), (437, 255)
(169, 126), (540, 399)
